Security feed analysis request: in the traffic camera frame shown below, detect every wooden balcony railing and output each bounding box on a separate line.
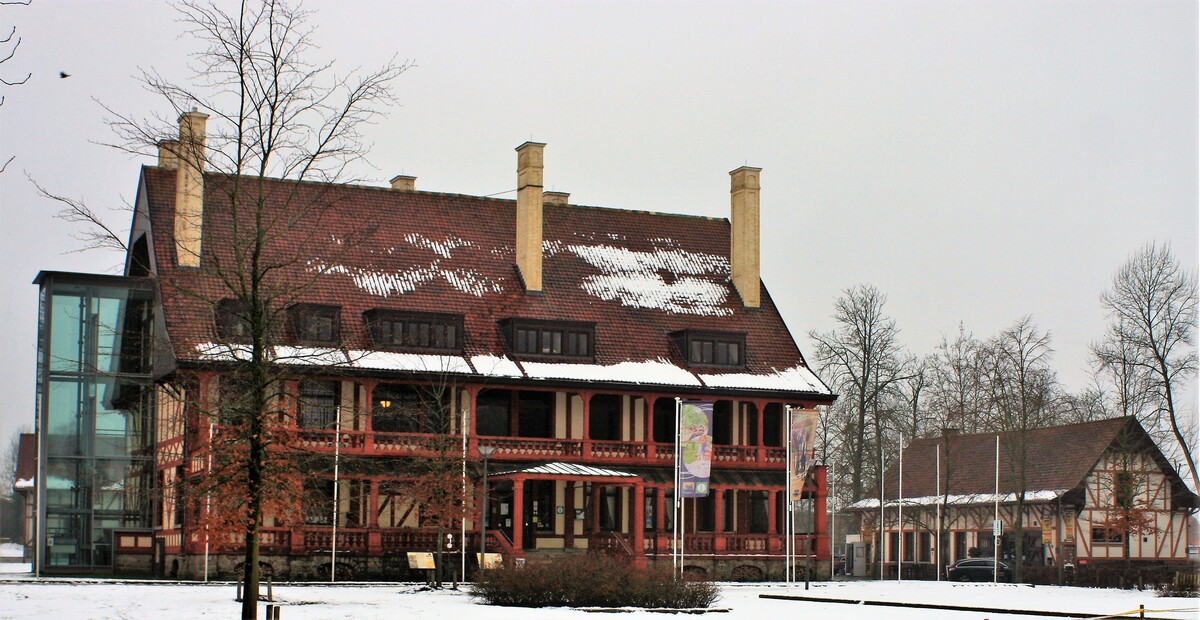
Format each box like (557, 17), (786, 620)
(281, 429), (785, 468)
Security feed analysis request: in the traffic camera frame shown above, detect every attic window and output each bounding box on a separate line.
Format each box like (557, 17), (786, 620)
(290, 304), (341, 345)
(673, 330), (745, 368)
(502, 319), (594, 361)
(215, 299), (249, 341)
(365, 310), (463, 353)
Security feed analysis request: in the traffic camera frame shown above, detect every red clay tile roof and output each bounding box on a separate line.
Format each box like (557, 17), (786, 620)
(137, 167), (831, 398)
(13, 433), (36, 492)
(867, 417), (1196, 504)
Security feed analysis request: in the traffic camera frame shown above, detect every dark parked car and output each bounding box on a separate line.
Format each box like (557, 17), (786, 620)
(946, 558), (1012, 582)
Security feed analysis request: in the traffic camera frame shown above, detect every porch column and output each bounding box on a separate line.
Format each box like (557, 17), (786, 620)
(591, 483), (602, 534)
(755, 399), (767, 463)
(768, 490), (781, 552)
(714, 489), (727, 552)
(512, 477), (525, 554)
(581, 391), (593, 459)
(632, 483), (647, 567)
(815, 466), (830, 561)
(655, 486), (666, 531)
(565, 481), (576, 549)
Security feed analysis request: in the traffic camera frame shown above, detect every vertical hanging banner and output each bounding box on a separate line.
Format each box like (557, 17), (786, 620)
(678, 401), (713, 497)
(789, 407), (818, 501)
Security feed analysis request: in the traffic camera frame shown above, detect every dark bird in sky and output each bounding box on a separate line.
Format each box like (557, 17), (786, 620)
(59, 72), (70, 79)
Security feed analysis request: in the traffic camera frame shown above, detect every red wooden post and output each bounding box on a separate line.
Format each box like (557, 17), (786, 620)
(512, 476), (525, 553)
(632, 483), (647, 567)
(581, 392), (593, 460)
(815, 465), (830, 561)
(714, 489), (727, 552)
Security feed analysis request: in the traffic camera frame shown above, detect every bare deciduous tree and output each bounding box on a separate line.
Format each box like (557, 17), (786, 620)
(1097, 243), (1198, 492)
(90, 2), (410, 617)
(0, 0), (32, 173)
(809, 284), (909, 504)
(980, 316), (1060, 583)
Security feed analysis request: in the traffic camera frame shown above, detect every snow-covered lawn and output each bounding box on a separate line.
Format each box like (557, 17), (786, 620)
(0, 578), (1195, 620)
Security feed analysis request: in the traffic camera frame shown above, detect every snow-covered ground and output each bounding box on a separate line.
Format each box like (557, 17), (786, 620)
(0, 578), (1195, 620)
(0, 544), (30, 575)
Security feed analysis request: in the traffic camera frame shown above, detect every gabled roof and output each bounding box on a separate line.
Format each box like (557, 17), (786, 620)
(848, 417), (1198, 510)
(13, 433), (36, 492)
(136, 167), (832, 398)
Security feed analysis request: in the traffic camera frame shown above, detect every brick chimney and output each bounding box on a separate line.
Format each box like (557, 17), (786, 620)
(515, 141), (545, 292)
(390, 174), (416, 191)
(729, 166), (761, 308)
(157, 140), (179, 170)
(174, 110), (208, 268)
(543, 191), (569, 206)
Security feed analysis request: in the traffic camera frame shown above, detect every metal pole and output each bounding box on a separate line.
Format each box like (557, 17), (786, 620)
(673, 397), (682, 577)
(830, 461), (836, 580)
(477, 444), (496, 575)
(460, 396), (468, 582)
(785, 405), (792, 584)
(879, 438), (884, 581)
(935, 443), (940, 582)
(1056, 494), (1064, 585)
(994, 434), (999, 583)
(204, 420), (214, 582)
(331, 405), (341, 583)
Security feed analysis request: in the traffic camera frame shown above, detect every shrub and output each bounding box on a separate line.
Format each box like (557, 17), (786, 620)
(471, 553), (720, 609)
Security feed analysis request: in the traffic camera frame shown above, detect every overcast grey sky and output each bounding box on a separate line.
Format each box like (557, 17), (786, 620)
(1, 0), (1196, 448)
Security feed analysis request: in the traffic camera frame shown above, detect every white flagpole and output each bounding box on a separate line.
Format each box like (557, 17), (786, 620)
(897, 433), (903, 582)
(204, 420), (213, 582)
(830, 460), (836, 580)
(879, 439), (884, 581)
(460, 393), (468, 581)
(935, 443), (941, 581)
(673, 397), (682, 577)
(331, 405), (341, 583)
(784, 405), (792, 584)
(994, 434), (1000, 583)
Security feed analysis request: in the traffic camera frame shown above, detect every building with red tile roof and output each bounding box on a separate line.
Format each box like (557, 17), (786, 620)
(32, 113), (835, 580)
(847, 417), (1197, 578)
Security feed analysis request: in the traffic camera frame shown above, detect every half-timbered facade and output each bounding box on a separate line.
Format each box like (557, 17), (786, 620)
(847, 418), (1197, 577)
(31, 112), (835, 579)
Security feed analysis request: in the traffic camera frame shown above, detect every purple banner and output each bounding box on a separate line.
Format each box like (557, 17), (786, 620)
(678, 401), (713, 498)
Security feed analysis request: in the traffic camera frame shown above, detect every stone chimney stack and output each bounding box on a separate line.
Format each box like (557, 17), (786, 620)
(543, 191), (569, 206)
(390, 175), (416, 191)
(174, 109), (209, 268)
(515, 141), (546, 292)
(157, 140), (180, 170)
(729, 166), (761, 308)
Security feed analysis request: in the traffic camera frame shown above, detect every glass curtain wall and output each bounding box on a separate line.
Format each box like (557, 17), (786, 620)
(36, 273), (155, 570)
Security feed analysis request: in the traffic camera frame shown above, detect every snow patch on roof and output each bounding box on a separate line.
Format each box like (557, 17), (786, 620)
(521, 358), (703, 386)
(309, 261), (504, 298)
(523, 354), (700, 383)
(349, 351), (473, 374)
(195, 342), (253, 362)
(470, 355), (524, 378)
(699, 365), (830, 394)
(847, 490), (1068, 511)
(404, 233), (471, 259)
(567, 244), (732, 316)
(14, 478), (33, 490)
(274, 346), (351, 366)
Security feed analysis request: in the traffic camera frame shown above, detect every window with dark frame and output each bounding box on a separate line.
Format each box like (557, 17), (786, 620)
(672, 330), (746, 368)
(364, 310), (463, 353)
(215, 298), (249, 341)
(502, 319), (594, 361)
(289, 304), (340, 345)
(298, 380), (339, 429)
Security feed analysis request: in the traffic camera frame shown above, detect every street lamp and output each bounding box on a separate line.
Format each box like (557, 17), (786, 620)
(477, 444), (497, 573)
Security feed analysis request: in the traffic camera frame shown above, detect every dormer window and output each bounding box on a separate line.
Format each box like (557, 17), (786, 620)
(502, 319), (594, 361)
(290, 304), (341, 346)
(365, 310), (463, 353)
(215, 298), (249, 341)
(673, 330), (745, 368)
